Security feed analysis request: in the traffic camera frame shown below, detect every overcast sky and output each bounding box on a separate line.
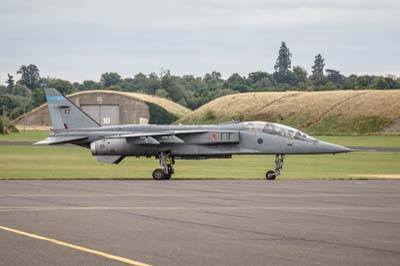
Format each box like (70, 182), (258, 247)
(1, 0), (399, 83)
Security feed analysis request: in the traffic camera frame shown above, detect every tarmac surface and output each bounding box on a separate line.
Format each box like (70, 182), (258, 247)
(0, 180), (399, 266)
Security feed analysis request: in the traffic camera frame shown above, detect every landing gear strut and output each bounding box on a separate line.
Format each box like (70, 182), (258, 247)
(266, 154), (285, 180)
(152, 151), (175, 180)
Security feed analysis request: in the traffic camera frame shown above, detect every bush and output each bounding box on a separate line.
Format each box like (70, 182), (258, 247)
(147, 102), (178, 124)
(0, 117), (18, 135)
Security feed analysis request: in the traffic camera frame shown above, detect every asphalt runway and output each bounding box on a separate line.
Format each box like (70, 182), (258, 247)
(0, 180), (399, 266)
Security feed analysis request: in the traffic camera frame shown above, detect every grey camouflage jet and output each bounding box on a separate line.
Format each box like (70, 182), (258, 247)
(35, 89), (351, 180)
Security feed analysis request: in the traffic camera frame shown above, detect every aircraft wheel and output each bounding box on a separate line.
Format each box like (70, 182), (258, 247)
(152, 169), (165, 180)
(164, 172), (172, 180)
(266, 170), (276, 180)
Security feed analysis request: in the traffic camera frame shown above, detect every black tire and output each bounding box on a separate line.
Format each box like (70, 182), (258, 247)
(164, 172), (172, 180)
(152, 169), (165, 180)
(266, 170), (276, 180)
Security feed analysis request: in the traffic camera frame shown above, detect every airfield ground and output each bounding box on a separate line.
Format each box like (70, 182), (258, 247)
(0, 132), (399, 265)
(1, 133), (400, 179)
(0, 180), (399, 266)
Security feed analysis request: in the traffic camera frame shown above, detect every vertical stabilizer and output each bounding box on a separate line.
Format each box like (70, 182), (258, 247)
(45, 88), (100, 130)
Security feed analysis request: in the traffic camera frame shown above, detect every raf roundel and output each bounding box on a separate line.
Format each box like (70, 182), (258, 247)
(257, 138), (263, 144)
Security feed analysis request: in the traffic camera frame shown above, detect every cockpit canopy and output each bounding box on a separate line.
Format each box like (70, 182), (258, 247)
(243, 122), (317, 142)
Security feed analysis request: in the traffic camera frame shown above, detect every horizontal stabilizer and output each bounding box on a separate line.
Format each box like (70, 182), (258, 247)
(33, 135), (88, 145)
(96, 155), (125, 164)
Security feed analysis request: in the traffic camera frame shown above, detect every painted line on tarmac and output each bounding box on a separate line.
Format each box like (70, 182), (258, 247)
(0, 206), (398, 212)
(0, 225), (152, 266)
(2, 193), (399, 198)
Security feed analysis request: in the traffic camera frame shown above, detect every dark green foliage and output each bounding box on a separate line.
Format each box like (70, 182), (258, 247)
(310, 54), (328, 89)
(105, 85), (122, 91)
(146, 102), (178, 124)
(312, 54), (325, 76)
(100, 72), (122, 87)
(326, 69), (345, 88)
(273, 42), (292, 84)
(12, 84), (31, 97)
(41, 78), (77, 95)
(247, 71), (276, 90)
(0, 117), (18, 134)
(224, 73), (252, 92)
(6, 74), (15, 93)
(1, 54), (399, 125)
(292, 66), (308, 86)
(0, 86), (8, 95)
(17, 64), (40, 90)
(80, 80), (104, 91)
(32, 88), (46, 107)
(0, 94), (32, 120)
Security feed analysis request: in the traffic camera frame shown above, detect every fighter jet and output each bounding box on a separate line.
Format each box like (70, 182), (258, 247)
(35, 88), (351, 180)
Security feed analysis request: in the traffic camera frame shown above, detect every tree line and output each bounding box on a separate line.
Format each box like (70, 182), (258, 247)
(1, 41), (399, 121)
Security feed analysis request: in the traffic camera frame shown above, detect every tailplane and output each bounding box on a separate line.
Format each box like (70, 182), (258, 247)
(45, 88), (100, 130)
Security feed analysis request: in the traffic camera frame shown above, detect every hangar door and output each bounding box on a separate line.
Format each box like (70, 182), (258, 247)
(80, 105), (120, 125)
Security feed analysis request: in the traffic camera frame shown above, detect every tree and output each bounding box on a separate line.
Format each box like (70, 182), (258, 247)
(6, 74), (14, 94)
(356, 75), (373, 88)
(326, 69), (345, 88)
(292, 66), (308, 86)
(384, 76), (397, 89)
(100, 72), (122, 87)
(224, 73), (250, 92)
(79, 80), (103, 90)
(0, 86), (7, 95)
(17, 64), (40, 90)
(310, 54), (327, 88)
(32, 88), (46, 107)
(204, 71), (223, 90)
(155, 88), (169, 98)
(161, 72), (189, 104)
(343, 74), (358, 90)
(39, 78), (76, 95)
(247, 72), (276, 91)
(312, 54), (325, 76)
(273, 42), (292, 84)
(12, 84), (31, 97)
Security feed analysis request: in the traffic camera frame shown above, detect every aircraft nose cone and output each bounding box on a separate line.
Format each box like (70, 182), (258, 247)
(318, 141), (352, 154)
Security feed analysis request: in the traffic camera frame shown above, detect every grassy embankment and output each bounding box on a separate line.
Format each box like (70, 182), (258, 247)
(178, 90), (400, 135)
(0, 131), (399, 180)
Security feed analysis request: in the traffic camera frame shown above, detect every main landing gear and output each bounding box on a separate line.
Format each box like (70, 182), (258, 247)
(152, 151), (175, 180)
(266, 154), (285, 180)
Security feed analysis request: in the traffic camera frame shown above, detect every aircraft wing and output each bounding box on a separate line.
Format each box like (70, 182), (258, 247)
(106, 130), (239, 145)
(33, 135), (88, 145)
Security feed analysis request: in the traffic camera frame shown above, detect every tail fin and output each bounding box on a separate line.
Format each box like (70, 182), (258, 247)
(45, 88), (100, 130)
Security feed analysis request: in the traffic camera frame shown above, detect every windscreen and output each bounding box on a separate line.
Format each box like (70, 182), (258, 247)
(244, 122), (315, 141)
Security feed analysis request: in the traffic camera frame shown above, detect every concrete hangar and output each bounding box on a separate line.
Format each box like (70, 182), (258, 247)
(14, 90), (190, 130)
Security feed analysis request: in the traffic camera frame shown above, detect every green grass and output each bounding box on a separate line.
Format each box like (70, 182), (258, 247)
(0, 131), (50, 142)
(1, 131), (399, 147)
(317, 136), (400, 147)
(1, 132), (399, 180)
(0, 145), (399, 180)
(307, 115), (390, 135)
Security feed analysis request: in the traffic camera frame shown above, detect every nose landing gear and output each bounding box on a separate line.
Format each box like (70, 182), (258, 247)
(266, 154), (285, 180)
(152, 151), (175, 180)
